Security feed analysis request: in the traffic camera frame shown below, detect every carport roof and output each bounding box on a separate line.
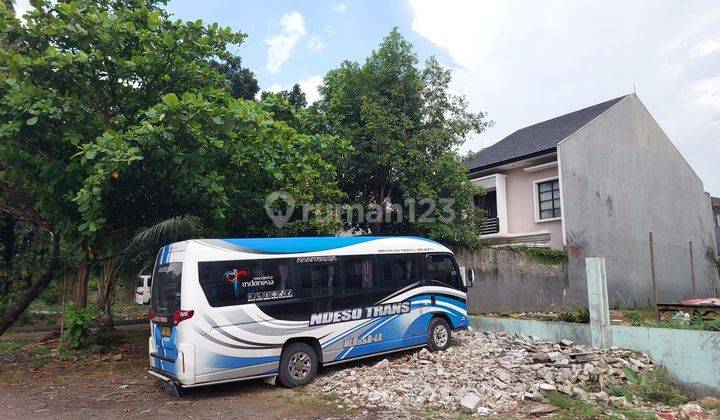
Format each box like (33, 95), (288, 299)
(464, 95), (629, 173)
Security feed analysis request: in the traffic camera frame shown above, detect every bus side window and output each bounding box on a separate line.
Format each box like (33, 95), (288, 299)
(294, 261), (340, 298)
(198, 259), (293, 307)
(379, 255), (419, 290)
(341, 256), (376, 292)
(425, 254), (460, 289)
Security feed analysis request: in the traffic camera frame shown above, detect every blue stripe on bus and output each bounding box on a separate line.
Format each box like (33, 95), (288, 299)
(220, 236), (440, 254)
(165, 244), (172, 264)
(337, 314), (400, 360)
(321, 316), (386, 349)
(208, 353), (280, 369)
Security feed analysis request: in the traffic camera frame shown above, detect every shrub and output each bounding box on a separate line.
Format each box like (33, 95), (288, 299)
(558, 308), (590, 323)
(63, 305), (95, 349)
(502, 245), (568, 265)
(624, 366), (688, 406)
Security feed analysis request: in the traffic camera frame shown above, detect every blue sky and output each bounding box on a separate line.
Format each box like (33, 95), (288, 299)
(167, 0), (448, 100)
(13, 1), (720, 195)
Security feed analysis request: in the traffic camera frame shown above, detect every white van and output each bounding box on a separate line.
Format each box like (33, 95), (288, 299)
(146, 236), (472, 395)
(135, 274), (152, 305)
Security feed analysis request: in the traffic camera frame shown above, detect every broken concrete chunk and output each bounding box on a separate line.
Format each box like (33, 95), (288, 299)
(677, 403), (705, 420)
(460, 393), (481, 413)
(526, 404), (561, 415)
(594, 391), (610, 403)
(538, 383), (557, 391)
(477, 406), (492, 415)
(375, 359), (390, 368)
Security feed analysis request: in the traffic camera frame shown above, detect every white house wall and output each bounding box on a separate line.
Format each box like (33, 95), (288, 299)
(558, 93), (719, 307)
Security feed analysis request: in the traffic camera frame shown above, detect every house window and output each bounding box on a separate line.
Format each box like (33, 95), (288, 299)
(537, 179), (561, 220)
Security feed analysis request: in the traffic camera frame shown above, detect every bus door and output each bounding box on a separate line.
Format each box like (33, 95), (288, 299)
(424, 253), (466, 327)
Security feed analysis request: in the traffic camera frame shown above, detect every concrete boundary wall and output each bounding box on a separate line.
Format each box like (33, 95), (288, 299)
(469, 316), (720, 397)
(469, 258), (720, 397)
(452, 247), (583, 313)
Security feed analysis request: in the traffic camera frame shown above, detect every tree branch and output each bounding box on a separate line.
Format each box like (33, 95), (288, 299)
(0, 201), (52, 231)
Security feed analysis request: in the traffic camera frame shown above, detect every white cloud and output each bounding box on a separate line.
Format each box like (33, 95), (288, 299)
(695, 76), (720, 113)
(690, 38), (720, 58)
(265, 11), (306, 74)
(409, 0), (720, 195)
(409, 0), (504, 70)
(307, 34), (326, 54)
(299, 75), (324, 104)
(266, 83), (284, 93)
(332, 2), (347, 13)
(262, 75), (323, 105)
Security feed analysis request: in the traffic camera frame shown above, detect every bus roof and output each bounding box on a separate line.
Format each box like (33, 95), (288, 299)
(156, 236), (451, 264)
(202, 236), (443, 254)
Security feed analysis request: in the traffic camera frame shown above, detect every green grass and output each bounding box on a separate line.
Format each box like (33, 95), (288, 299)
(543, 391), (601, 418)
(643, 318), (720, 332)
(558, 308), (590, 323)
(622, 308), (655, 326)
(0, 339), (30, 354)
(282, 388), (357, 416)
(501, 245), (568, 265)
(618, 307), (720, 331)
(607, 404), (655, 420)
(609, 384), (634, 400)
(623, 366), (688, 406)
(0, 339), (53, 379)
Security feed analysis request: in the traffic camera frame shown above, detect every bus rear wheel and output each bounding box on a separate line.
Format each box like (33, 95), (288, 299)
(428, 317), (451, 351)
(278, 342), (318, 387)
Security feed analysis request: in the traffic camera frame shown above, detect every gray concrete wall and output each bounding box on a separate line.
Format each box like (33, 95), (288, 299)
(558, 94), (719, 307)
(470, 316), (720, 398)
(453, 247), (584, 313)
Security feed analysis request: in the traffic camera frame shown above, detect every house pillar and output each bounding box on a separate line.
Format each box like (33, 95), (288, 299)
(495, 174), (508, 234)
(586, 257), (611, 348)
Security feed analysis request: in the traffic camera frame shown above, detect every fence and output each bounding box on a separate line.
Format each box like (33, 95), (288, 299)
(453, 247), (584, 313)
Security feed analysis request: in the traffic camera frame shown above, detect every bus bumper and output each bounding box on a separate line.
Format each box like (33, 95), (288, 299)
(148, 368), (182, 396)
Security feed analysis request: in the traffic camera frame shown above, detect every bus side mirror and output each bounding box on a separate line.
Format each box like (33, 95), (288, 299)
(459, 266), (475, 288)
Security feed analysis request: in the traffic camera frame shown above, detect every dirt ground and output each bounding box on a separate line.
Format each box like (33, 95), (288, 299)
(0, 330), (341, 419)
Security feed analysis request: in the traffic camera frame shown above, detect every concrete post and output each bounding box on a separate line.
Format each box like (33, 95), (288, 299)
(586, 257), (611, 348)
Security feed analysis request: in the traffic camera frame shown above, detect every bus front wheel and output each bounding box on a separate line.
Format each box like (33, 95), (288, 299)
(428, 317), (451, 351)
(278, 342), (318, 387)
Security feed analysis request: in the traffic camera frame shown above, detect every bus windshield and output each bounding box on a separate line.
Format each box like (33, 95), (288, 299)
(151, 262), (182, 315)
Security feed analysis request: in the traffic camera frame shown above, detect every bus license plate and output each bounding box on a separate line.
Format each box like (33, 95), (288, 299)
(161, 326), (171, 337)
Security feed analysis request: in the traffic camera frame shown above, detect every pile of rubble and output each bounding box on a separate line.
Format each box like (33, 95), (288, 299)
(310, 330), (694, 417)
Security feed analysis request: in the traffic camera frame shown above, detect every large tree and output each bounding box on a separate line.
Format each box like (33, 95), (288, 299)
(210, 56), (259, 100)
(0, 0), (347, 333)
(314, 28), (491, 246)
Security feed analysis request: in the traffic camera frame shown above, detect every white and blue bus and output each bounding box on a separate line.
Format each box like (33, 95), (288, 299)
(147, 236), (473, 394)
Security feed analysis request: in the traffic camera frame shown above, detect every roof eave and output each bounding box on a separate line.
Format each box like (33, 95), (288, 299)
(467, 147), (557, 175)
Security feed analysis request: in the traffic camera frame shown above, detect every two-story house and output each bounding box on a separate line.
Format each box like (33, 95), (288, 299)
(465, 93), (719, 307)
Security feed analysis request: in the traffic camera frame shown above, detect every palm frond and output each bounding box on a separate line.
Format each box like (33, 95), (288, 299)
(124, 215), (201, 260)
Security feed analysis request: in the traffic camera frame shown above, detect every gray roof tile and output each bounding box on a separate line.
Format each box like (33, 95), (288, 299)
(465, 95), (629, 172)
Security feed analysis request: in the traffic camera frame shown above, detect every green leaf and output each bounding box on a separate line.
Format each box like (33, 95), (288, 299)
(162, 93), (179, 108)
(623, 367), (640, 384)
(211, 116), (225, 125)
(26, 116), (38, 126)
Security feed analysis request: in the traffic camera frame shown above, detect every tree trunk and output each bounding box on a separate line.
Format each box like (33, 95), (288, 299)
(0, 232), (60, 336)
(97, 273), (115, 330)
(74, 253), (92, 308)
(371, 184), (386, 234)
